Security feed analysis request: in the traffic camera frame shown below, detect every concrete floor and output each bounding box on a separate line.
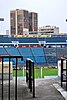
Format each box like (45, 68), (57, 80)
(0, 78), (66, 100)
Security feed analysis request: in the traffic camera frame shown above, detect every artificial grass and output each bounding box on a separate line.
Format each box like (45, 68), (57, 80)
(13, 68), (58, 78)
(13, 69), (26, 77)
(34, 68), (58, 78)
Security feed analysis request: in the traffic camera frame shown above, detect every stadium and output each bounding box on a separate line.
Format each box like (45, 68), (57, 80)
(0, 36), (67, 99)
(0, 36), (67, 68)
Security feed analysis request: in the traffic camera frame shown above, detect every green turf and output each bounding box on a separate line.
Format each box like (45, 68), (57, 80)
(13, 68), (58, 78)
(34, 68), (58, 78)
(13, 69), (26, 77)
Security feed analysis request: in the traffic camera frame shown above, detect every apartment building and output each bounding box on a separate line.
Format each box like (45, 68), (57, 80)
(29, 12), (38, 32)
(10, 9), (38, 36)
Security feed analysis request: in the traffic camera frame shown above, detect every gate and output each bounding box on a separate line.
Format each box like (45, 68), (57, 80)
(26, 58), (35, 98)
(0, 55), (23, 100)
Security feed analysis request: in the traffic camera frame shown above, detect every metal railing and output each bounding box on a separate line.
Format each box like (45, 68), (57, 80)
(26, 58), (35, 98)
(61, 58), (67, 91)
(0, 55), (23, 100)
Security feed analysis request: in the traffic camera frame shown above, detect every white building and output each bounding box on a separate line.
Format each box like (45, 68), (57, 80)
(39, 25), (59, 34)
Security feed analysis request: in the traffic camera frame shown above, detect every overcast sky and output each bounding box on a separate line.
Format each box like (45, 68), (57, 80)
(0, 0), (67, 34)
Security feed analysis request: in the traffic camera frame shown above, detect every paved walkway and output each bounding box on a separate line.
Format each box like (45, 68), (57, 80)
(0, 78), (67, 100)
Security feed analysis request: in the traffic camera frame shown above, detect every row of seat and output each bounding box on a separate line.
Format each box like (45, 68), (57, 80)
(0, 36), (67, 43)
(0, 46), (67, 67)
(0, 47), (46, 66)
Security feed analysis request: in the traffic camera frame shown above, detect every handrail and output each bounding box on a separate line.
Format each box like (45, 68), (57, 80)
(26, 58), (35, 98)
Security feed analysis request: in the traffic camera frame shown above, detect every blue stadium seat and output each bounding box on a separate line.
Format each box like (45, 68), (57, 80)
(18, 47), (46, 65)
(35, 56), (46, 63)
(31, 47), (46, 65)
(5, 47), (20, 56)
(18, 48), (32, 56)
(31, 47), (44, 56)
(0, 37), (11, 43)
(0, 47), (7, 55)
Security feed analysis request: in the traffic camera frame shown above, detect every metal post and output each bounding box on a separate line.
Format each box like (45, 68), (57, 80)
(0, 56), (23, 100)
(15, 58), (17, 100)
(26, 59), (35, 98)
(32, 62), (35, 98)
(26, 60), (28, 82)
(61, 58), (63, 87)
(23, 66), (24, 77)
(56, 45), (57, 65)
(9, 58), (10, 100)
(30, 61), (32, 93)
(2, 58), (3, 100)
(63, 18), (67, 88)
(29, 60), (32, 91)
(40, 67), (42, 78)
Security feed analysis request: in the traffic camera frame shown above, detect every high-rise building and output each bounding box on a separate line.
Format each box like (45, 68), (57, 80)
(10, 9), (29, 36)
(29, 12), (38, 32)
(10, 9), (38, 36)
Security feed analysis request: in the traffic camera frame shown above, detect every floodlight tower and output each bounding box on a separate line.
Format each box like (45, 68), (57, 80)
(0, 18), (4, 21)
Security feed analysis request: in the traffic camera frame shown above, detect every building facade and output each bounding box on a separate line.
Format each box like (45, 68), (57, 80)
(10, 9), (38, 36)
(39, 25), (59, 34)
(10, 9), (29, 36)
(29, 12), (38, 32)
